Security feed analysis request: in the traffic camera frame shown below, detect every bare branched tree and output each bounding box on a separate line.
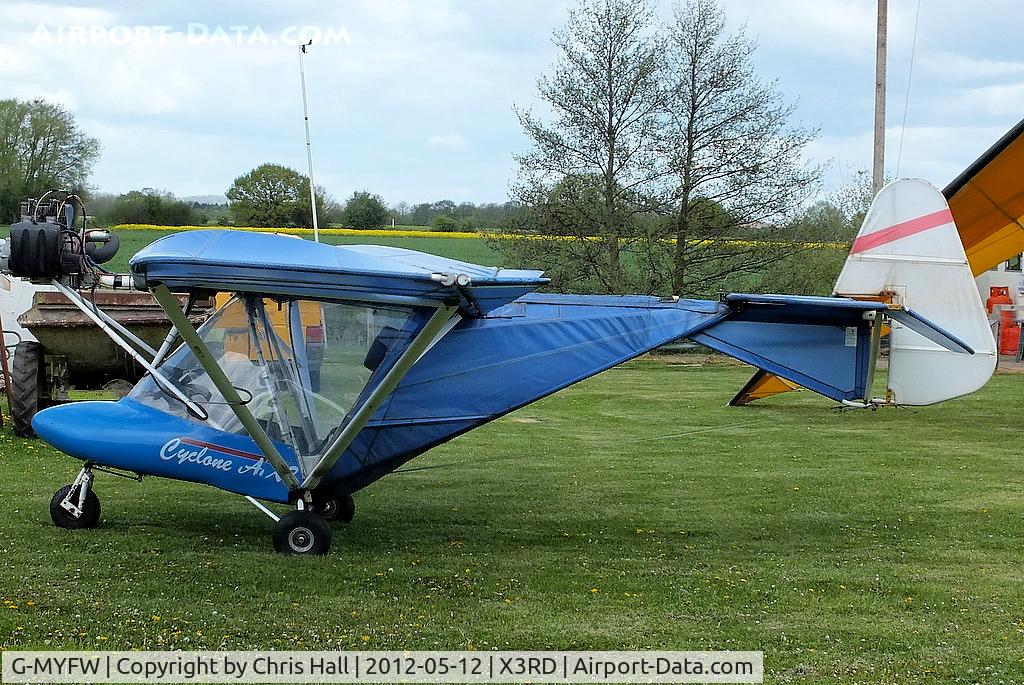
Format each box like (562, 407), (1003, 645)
(833, 168), (879, 235)
(500, 0), (670, 294)
(660, 0), (822, 296)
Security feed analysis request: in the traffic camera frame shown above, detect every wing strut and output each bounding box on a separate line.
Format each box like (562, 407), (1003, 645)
(299, 302), (460, 491)
(54, 280), (205, 417)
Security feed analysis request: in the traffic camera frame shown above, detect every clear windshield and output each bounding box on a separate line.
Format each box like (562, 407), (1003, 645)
(129, 295), (420, 457)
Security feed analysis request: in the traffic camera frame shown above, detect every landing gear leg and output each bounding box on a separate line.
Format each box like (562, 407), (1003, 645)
(50, 465), (101, 529)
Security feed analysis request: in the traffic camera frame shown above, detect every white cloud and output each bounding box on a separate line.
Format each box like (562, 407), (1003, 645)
(953, 82), (1024, 118)
(10, 86), (79, 110)
(920, 52), (1024, 81)
(806, 124), (1012, 193)
(0, 44), (36, 76)
(82, 119), (238, 196)
(722, 0), (879, 58)
(0, 2), (115, 28)
(357, 0), (472, 38)
(428, 133), (468, 150)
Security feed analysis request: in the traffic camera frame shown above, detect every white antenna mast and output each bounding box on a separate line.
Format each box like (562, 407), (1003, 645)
(299, 39), (320, 242)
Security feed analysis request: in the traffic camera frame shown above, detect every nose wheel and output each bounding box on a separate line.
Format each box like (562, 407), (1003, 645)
(50, 467), (101, 529)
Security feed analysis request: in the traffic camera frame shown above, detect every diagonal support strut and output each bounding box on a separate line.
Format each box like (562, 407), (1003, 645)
(299, 302), (460, 491)
(151, 285), (301, 493)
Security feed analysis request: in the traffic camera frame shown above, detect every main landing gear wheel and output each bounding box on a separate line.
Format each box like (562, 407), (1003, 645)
(317, 490), (355, 523)
(49, 484), (101, 530)
(273, 510), (331, 555)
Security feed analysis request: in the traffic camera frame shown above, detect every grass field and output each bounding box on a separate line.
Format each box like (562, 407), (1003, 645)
(0, 360), (1022, 683)
(106, 230), (502, 273)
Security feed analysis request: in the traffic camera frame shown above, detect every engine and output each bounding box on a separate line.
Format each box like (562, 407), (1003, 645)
(5, 193), (120, 285)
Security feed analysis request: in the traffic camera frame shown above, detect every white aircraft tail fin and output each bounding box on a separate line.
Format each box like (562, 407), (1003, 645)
(834, 178), (996, 405)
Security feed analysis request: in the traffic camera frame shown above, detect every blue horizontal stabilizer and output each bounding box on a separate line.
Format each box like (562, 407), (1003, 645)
(887, 307), (974, 354)
(727, 293), (975, 354)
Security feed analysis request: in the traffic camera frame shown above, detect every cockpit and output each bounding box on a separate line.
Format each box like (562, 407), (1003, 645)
(130, 296), (423, 459)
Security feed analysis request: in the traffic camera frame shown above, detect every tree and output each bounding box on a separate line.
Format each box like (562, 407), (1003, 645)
(391, 199), (520, 230)
(0, 98), (100, 222)
(834, 169), (877, 236)
(226, 163), (334, 228)
(97, 189), (199, 226)
(430, 200), (456, 217)
(294, 183), (339, 228)
(341, 191), (389, 229)
(498, 0), (670, 294)
(750, 200), (851, 296)
(391, 201), (411, 223)
(226, 164), (303, 227)
(507, 175), (662, 292)
(430, 215), (460, 232)
(409, 203), (433, 226)
(660, 0), (821, 296)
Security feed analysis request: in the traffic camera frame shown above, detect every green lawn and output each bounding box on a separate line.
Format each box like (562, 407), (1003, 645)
(0, 360), (1022, 683)
(106, 230), (502, 273)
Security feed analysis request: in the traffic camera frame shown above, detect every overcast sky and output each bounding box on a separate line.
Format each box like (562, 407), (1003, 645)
(1, 0), (1021, 205)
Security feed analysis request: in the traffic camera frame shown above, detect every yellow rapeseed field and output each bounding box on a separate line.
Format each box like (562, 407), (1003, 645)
(112, 224), (848, 251)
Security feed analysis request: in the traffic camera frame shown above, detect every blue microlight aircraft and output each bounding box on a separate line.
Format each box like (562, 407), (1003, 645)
(1, 179), (995, 554)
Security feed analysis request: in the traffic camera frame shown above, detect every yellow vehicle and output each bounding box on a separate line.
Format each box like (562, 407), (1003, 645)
(212, 292), (326, 389)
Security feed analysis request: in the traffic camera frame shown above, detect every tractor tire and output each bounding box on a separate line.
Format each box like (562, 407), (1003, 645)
(10, 341), (46, 437)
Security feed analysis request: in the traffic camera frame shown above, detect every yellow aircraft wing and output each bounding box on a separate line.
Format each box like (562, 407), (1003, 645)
(944, 117), (1024, 276)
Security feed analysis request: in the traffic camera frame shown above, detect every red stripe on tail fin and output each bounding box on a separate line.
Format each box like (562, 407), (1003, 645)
(850, 208), (954, 254)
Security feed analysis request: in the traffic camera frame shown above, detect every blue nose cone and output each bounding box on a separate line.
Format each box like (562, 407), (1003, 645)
(32, 398), (296, 504)
(32, 401), (132, 463)
(32, 399), (213, 474)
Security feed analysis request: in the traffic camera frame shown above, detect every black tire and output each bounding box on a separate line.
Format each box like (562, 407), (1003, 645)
(273, 511), (331, 555)
(49, 485), (101, 529)
(315, 486), (356, 523)
(11, 341), (46, 437)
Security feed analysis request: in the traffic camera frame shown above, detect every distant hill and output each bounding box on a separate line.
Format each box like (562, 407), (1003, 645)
(184, 194), (228, 205)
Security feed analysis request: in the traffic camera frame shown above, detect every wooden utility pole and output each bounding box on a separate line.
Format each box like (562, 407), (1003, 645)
(872, 0), (888, 196)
